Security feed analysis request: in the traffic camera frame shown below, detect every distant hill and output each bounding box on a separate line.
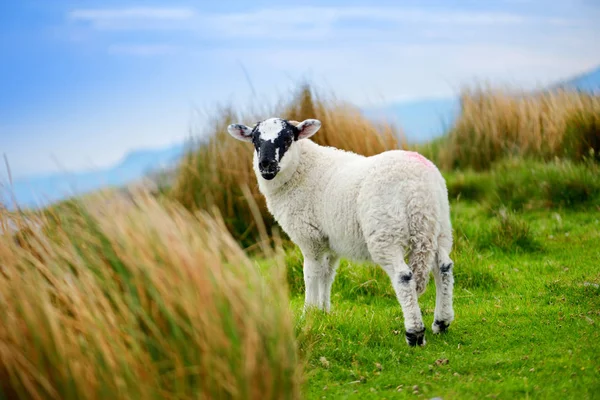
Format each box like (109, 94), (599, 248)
(551, 66), (600, 93)
(2, 143), (187, 210)
(362, 97), (460, 143)
(363, 65), (600, 143)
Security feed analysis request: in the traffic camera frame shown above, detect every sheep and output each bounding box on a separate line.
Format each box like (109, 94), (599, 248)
(227, 117), (455, 346)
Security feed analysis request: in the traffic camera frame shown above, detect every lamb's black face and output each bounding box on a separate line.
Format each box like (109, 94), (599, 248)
(250, 118), (298, 180)
(227, 117), (322, 180)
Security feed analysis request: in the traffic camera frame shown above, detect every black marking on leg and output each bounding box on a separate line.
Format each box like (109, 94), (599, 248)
(399, 271), (413, 284)
(440, 262), (453, 274)
(434, 319), (450, 333)
(405, 327), (426, 347)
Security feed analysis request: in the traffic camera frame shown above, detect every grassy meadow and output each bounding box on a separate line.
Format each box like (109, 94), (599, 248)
(285, 189), (600, 399)
(1, 83), (599, 399)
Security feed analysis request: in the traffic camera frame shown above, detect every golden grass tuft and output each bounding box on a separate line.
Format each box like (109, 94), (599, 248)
(440, 84), (600, 170)
(0, 189), (300, 400)
(169, 83), (405, 249)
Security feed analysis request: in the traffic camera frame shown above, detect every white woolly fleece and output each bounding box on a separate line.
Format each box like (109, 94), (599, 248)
(245, 129), (455, 346)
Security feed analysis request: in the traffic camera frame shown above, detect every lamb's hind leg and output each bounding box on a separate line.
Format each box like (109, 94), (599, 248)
(363, 212), (426, 346)
(377, 254), (426, 347)
(433, 188), (455, 333)
(432, 247), (455, 333)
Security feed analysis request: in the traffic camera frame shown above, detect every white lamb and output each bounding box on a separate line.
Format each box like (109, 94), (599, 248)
(227, 117), (455, 346)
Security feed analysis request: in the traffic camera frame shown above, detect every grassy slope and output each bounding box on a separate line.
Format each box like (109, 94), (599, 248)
(3, 85), (598, 399)
(270, 201), (600, 399)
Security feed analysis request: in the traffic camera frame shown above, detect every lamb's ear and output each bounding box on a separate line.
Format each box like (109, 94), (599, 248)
(296, 119), (321, 140)
(227, 124), (253, 142)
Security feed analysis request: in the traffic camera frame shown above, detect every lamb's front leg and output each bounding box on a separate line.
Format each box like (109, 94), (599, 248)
(302, 257), (322, 312)
(317, 253), (340, 312)
(302, 250), (339, 313)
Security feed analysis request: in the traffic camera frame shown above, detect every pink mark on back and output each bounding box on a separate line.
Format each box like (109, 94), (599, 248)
(406, 151), (434, 168)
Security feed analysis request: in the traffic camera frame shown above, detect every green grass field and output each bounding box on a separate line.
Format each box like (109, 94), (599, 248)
(2, 85), (599, 399)
(281, 201), (600, 399)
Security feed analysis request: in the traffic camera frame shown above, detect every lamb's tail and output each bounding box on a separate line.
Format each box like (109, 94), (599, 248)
(407, 194), (438, 296)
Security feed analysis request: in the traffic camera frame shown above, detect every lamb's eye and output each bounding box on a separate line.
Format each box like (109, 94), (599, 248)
(285, 137), (293, 146)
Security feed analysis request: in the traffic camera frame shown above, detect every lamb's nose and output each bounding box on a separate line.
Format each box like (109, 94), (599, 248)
(260, 159), (275, 170)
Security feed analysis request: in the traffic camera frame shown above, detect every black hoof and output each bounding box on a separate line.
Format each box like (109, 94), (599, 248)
(405, 328), (426, 347)
(433, 320), (450, 333)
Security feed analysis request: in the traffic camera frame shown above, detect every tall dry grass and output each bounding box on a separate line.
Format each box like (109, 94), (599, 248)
(440, 85), (600, 170)
(169, 83), (599, 250)
(170, 84), (405, 249)
(0, 189), (300, 400)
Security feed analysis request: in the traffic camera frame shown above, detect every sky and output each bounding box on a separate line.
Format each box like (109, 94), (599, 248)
(1, 0), (599, 180)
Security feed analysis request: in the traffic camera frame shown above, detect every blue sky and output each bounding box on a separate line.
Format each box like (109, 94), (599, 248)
(1, 0), (599, 180)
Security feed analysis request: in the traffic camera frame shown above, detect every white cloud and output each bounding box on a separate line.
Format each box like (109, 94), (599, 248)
(68, 7), (195, 30)
(107, 44), (180, 56)
(69, 7), (195, 20)
(61, 4), (600, 94)
(67, 6), (580, 35)
(216, 6), (533, 26)
(210, 41), (600, 106)
(207, 7), (587, 43)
